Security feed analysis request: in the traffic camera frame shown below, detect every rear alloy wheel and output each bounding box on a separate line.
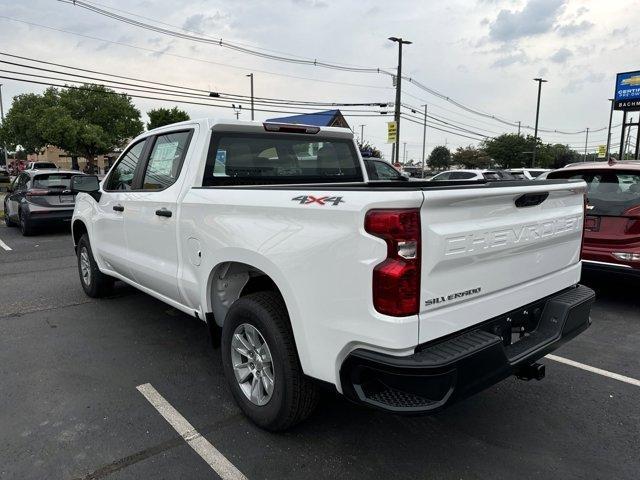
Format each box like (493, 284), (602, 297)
(231, 323), (275, 406)
(19, 209), (35, 236)
(221, 291), (319, 431)
(77, 234), (114, 298)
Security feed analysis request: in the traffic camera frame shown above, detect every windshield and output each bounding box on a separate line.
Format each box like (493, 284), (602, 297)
(34, 162), (57, 169)
(33, 173), (74, 189)
(550, 169), (640, 215)
(203, 134), (362, 186)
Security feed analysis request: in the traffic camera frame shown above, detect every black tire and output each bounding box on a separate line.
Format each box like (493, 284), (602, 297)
(221, 291), (319, 431)
(4, 199), (16, 227)
(19, 209), (35, 236)
(77, 234), (114, 298)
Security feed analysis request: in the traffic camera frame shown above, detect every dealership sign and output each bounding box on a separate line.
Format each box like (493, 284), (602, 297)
(614, 71), (640, 110)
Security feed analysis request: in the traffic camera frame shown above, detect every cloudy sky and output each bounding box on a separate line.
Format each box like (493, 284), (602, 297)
(0, 0), (638, 161)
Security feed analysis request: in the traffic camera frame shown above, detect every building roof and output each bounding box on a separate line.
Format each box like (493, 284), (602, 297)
(266, 109), (348, 128)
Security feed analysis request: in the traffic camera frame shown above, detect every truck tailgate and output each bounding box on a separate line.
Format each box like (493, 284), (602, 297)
(418, 181), (586, 344)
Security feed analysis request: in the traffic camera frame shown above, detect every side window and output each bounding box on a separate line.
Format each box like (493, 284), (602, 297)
(373, 161), (401, 180)
(105, 140), (146, 191)
(17, 173), (29, 190)
(451, 172), (476, 180)
(364, 160), (378, 180)
(142, 131), (192, 190)
(432, 172), (450, 181)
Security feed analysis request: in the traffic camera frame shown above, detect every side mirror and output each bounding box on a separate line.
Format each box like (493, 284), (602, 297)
(71, 175), (101, 201)
(399, 172), (410, 181)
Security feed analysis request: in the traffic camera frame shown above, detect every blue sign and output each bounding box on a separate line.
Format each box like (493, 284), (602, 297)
(614, 71), (640, 110)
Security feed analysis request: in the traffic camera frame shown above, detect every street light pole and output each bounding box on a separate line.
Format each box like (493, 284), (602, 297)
(389, 37), (412, 166)
(246, 73), (254, 121)
(605, 98), (614, 160)
(358, 124), (366, 144)
(531, 77), (547, 168)
(517, 120), (521, 136)
(421, 104), (427, 178)
(0, 84), (7, 166)
(583, 127), (589, 162)
(403, 142), (407, 164)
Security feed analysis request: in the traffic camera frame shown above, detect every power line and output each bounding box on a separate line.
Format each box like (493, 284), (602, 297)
(0, 15), (392, 91)
(0, 52), (390, 109)
(0, 74), (385, 117)
(58, 0), (615, 135)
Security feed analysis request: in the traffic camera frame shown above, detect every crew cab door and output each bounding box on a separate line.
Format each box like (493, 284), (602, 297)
(123, 129), (194, 302)
(93, 138), (149, 279)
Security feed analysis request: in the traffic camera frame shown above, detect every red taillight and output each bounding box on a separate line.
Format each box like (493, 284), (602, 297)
(26, 189), (50, 197)
(365, 209), (421, 316)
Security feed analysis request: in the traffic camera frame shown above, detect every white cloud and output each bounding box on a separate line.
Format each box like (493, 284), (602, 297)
(550, 47), (572, 63)
(489, 0), (566, 42)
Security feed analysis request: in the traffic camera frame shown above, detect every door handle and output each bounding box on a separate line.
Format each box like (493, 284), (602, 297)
(155, 208), (172, 218)
(113, 205), (124, 212)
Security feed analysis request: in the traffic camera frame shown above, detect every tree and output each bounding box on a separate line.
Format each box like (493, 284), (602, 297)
(0, 84), (143, 169)
(0, 91), (57, 154)
(147, 107), (190, 130)
(452, 145), (491, 169)
(482, 134), (534, 169)
(428, 145), (451, 171)
(357, 140), (382, 159)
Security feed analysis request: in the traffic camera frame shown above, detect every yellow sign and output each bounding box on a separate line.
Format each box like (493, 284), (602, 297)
(387, 121), (397, 143)
(597, 145), (606, 158)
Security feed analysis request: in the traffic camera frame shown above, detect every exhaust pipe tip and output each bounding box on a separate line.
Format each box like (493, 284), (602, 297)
(515, 362), (546, 381)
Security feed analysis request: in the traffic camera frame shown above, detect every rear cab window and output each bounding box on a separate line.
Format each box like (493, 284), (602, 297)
(203, 133), (363, 186)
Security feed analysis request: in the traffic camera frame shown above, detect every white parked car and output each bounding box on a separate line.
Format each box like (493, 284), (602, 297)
(25, 161), (58, 170)
(429, 169), (514, 181)
(508, 168), (551, 180)
(70, 119), (594, 430)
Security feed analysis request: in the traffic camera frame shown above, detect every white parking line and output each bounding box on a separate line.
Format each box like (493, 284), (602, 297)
(547, 354), (640, 388)
(0, 237), (11, 251)
(136, 383), (248, 480)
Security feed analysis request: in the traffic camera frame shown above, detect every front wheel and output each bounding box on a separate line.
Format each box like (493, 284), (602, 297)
(4, 200), (15, 227)
(221, 291), (319, 431)
(77, 234), (114, 298)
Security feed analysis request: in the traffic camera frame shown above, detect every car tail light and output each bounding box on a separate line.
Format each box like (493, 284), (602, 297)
(26, 189), (50, 197)
(365, 209), (421, 316)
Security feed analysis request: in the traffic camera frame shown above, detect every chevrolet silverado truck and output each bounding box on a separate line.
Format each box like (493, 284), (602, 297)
(70, 119), (595, 431)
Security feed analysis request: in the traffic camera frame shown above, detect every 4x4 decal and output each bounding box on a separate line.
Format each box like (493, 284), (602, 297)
(292, 195), (345, 206)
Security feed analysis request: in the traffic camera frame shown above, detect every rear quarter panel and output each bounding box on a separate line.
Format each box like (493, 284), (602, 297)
(179, 187), (424, 386)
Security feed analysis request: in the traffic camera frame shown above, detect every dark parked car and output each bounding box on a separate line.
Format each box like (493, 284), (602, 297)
(548, 160), (640, 277)
(363, 158), (408, 181)
(4, 169), (84, 235)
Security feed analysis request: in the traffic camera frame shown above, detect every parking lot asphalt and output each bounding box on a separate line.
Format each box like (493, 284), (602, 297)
(0, 223), (639, 480)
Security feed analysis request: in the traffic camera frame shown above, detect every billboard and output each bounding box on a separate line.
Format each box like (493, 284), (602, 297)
(387, 121), (397, 143)
(614, 71), (640, 110)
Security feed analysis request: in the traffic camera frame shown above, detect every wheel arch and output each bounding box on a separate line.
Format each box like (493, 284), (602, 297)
(202, 256), (310, 372)
(72, 219), (88, 249)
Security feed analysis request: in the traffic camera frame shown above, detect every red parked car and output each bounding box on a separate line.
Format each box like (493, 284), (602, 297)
(548, 160), (640, 277)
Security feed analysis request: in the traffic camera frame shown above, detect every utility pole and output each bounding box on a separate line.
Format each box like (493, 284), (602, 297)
(232, 104), (242, 120)
(531, 77), (547, 168)
(246, 74), (254, 121)
(358, 124), (366, 145)
(605, 98), (614, 161)
(624, 116), (633, 160)
(583, 127), (589, 162)
(517, 121), (521, 136)
(421, 104), (427, 178)
(619, 110), (627, 159)
(0, 84), (7, 166)
(388, 37), (412, 166)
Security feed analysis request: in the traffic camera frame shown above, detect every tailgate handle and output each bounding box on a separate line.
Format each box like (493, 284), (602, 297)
(515, 192), (549, 208)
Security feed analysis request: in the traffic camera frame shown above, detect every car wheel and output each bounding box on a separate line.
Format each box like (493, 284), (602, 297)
(3, 200), (15, 227)
(77, 234), (114, 298)
(19, 209), (35, 236)
(221, 291), (319, 431)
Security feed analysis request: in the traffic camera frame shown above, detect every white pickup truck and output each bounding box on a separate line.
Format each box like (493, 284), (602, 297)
(70, 119), (594, 430)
